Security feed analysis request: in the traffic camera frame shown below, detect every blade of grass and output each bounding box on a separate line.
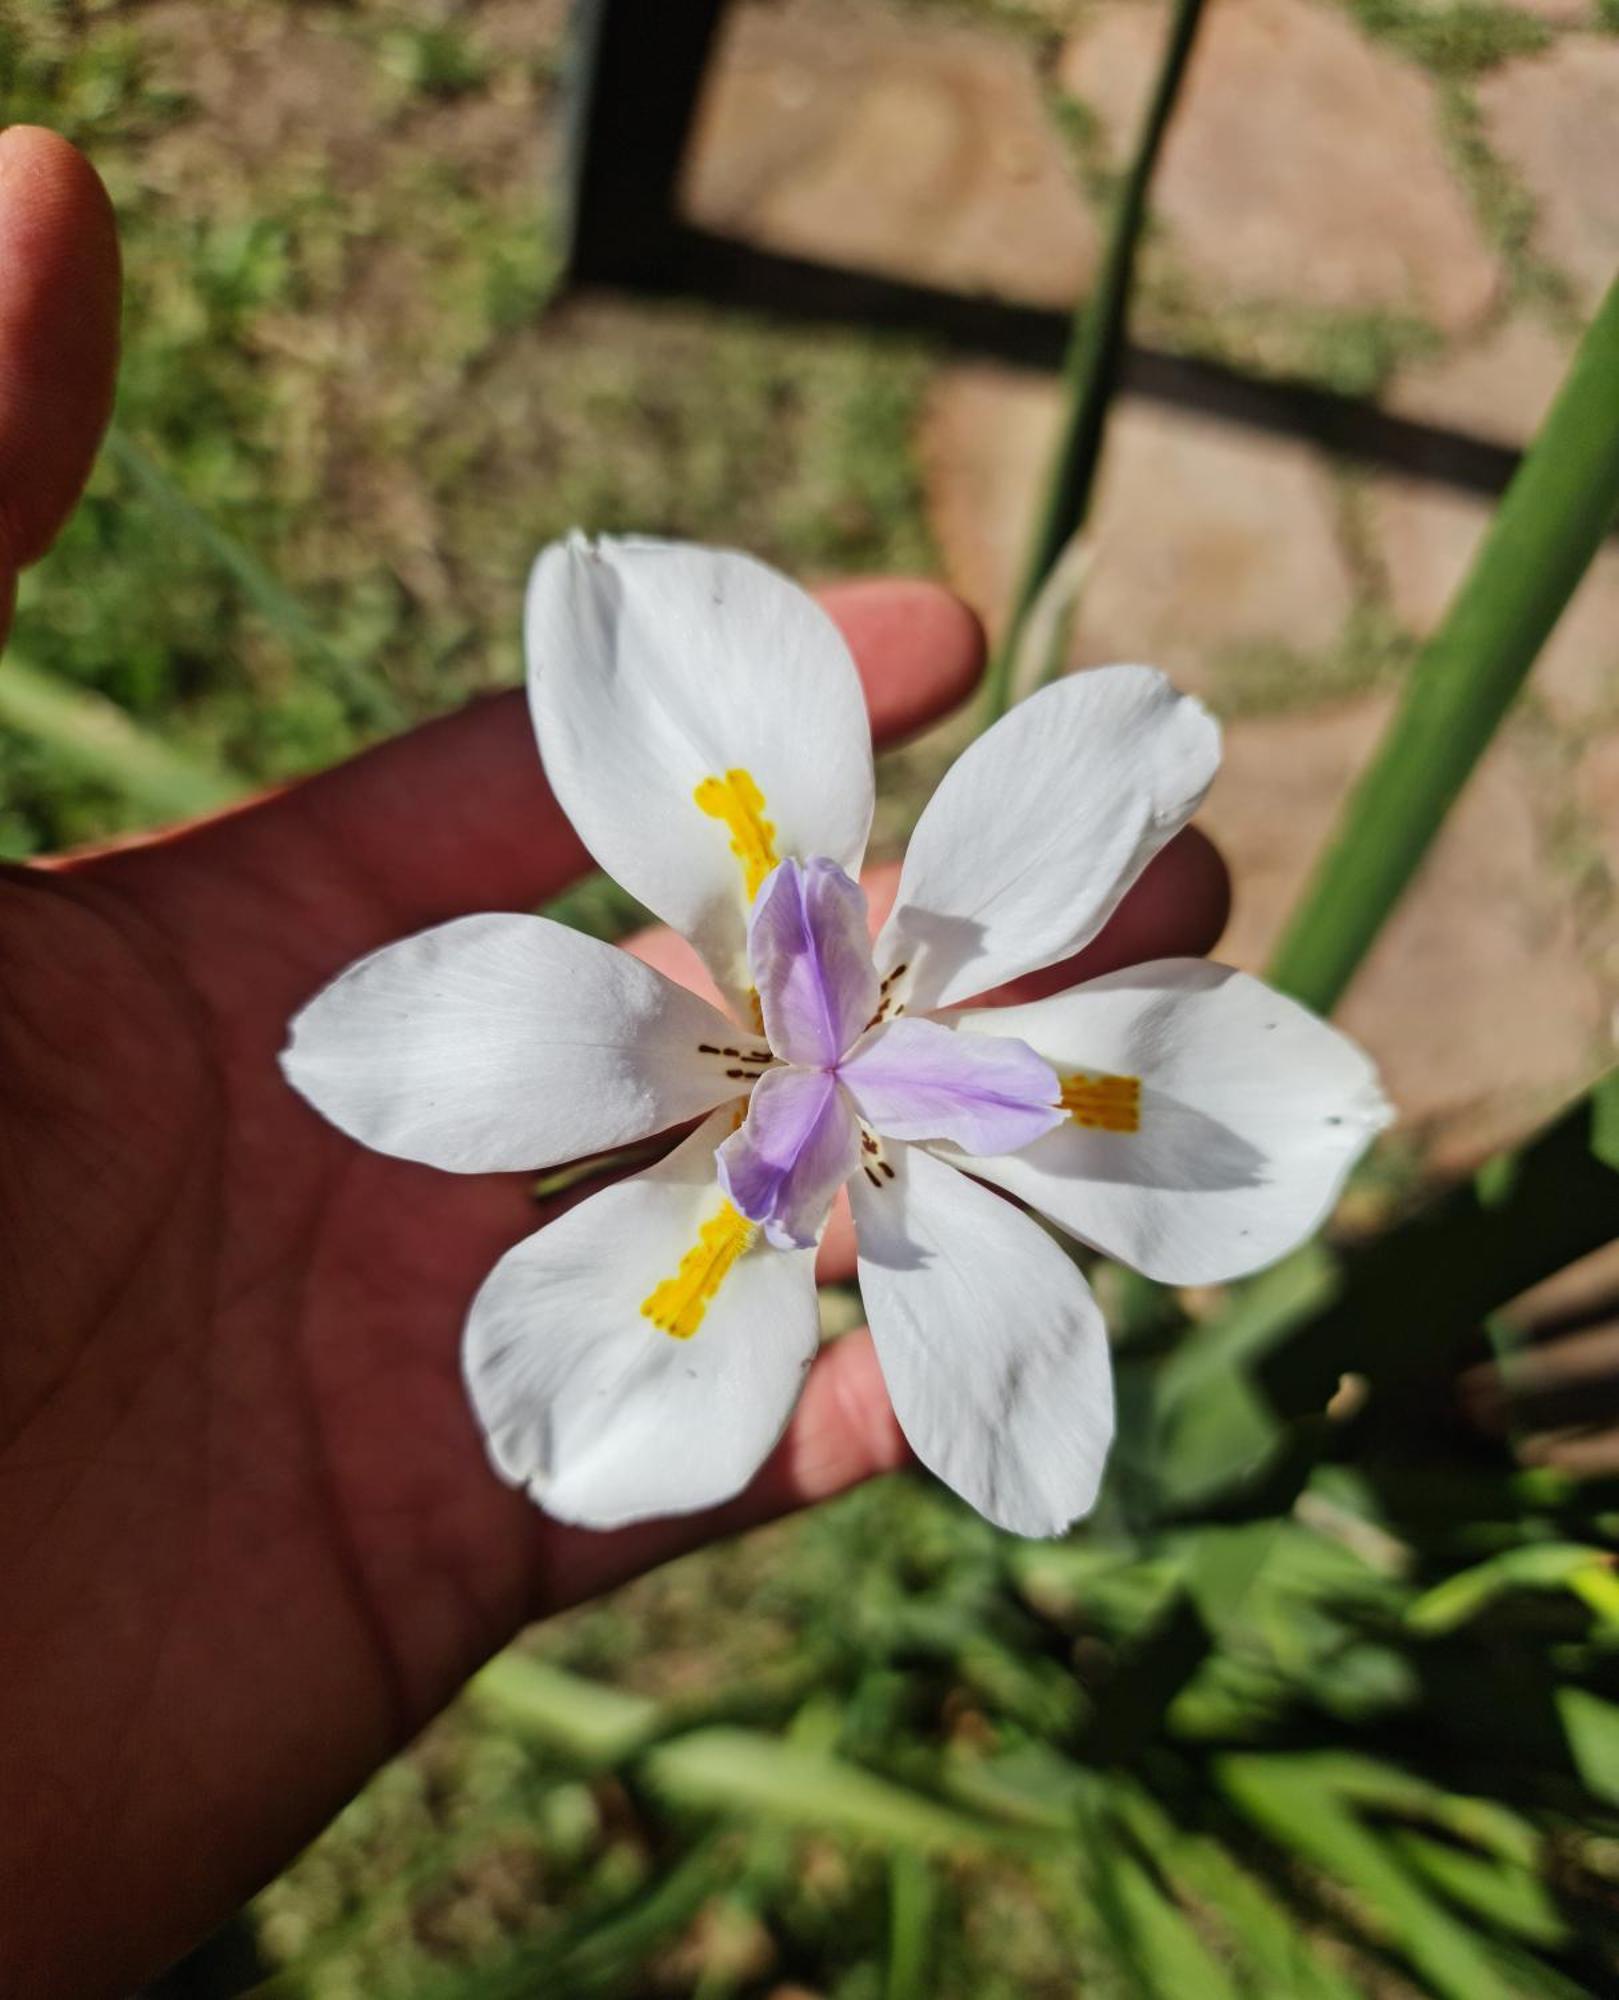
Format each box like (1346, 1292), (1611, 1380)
(103, 426), (404, 728)
(0, 651), (242, 820)
(1269, 270), (1619, 1011)
(1389, 1831), (1568, 1950)
(982, 0), (1209, 719)
(1072, 1784), (1242, 2000)
(469, 1651), (661, 1766)
(641, 1727), (1040, 1855)
(885, 1851), (938, 2000)
(1113, 1780), (1366, 2000)
(1217, 1754), (1513, 2000)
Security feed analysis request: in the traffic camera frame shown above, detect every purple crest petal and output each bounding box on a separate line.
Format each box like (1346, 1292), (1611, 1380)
(839, 1017), (1062, 1156)
(748, 857), (879, 1070)
(716, 1066), (861, 1250)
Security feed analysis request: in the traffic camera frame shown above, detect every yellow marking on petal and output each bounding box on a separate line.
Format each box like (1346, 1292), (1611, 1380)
(1058, 1071), (1141, 1133)
(694, 768), (778, 901)
(641, 1201), (756, 1340)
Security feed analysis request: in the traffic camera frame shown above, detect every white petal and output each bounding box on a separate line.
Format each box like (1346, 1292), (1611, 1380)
(874, 666), (1219, 1013)
(464, 1114), (820, 1528)
(851, 1144), (1114, 1537)
(950, 960), (1392, 1285)
(282, 912), (744, 1173)
(527, 535), (874, 1011)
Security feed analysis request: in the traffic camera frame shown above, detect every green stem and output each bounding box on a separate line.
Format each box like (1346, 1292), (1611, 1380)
(981, 0), (1208, 719)
(1269, 270), (1619, 1012)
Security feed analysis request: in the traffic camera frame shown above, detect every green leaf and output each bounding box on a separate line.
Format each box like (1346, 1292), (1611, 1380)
(1073, 1787), (1242, 2000)
(1270, 270), (1619, 1011)
(1389, 1830), (1568, 1949)
(1557, 1687), (1619, 1807)
(641, 1728), (1034, 1855)
(1217, 1754), (1515, 2000)
(1407, 1543), (1619, 1634)
(468, 1652), (661, 1767)
(1113, 1781), (1365, 1999)
(1107, 1851), (1242, 2000)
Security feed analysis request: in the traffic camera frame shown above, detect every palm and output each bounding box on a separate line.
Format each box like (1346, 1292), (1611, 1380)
(3, 804), (548, 1985)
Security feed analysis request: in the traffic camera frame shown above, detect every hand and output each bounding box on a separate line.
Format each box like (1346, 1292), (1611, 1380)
(0, 129), (1230, 1996)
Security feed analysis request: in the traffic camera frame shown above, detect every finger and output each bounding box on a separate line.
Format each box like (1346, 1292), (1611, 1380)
(970, 825), (1230, 1003)
(90, 580), (986, 959)
(0, 129), (120, 630)
(538, 1328), (909, 1610)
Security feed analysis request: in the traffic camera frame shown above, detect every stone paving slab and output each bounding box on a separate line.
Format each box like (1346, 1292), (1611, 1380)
(1058, 0), (1500, 335)
(922, 365), (1355, 689)
(1479, 38), (1619, 315)
(684, 0), (1098, 310)
(1384, 314), (1575, 447)
(1371, 473), (1619, 730)
(1068, 399), (1355, 695)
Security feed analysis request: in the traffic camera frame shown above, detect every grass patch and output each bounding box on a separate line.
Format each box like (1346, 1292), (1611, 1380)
(1139, 268), (1443, 399)
(1207, 609), (1413, 719)
(1438, 80), (1583, 323)
(2, 0), (936, 855)
(1341, 0), (1552, 78)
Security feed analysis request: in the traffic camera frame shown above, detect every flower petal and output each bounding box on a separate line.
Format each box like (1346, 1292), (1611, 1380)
(749, 856), (880, 1068)
(526, 534), (874, 1013)
(851, 1144), (1114, 1537)
(839, 1016), (1061, 1155)
(873, 666), (1219, 1013)
(281, 912), (742, 1173)
(949, 960), (1392, 1284)
(717, 1064), (860, 1250)
(464, 1113), (819, 1528)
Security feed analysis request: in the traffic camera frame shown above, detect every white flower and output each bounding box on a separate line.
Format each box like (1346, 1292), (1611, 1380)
(282, 534), (1390, 1538)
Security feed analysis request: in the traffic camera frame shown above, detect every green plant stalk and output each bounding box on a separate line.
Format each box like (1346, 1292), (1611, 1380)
(1269, 269), (1619, 1012)
(981, 0), (1208, 719)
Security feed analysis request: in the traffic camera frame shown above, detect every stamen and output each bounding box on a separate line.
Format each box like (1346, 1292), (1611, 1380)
(858, 1123), (896, 1188)
(1058, 1071), (1141, 1133)
(641, 1201), (756, 1340)
(694, 768), (779, 901)
(700, 1041), (773, 1083)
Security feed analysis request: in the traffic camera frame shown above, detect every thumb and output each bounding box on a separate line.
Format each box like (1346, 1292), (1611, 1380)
(0, 127), (121, 644)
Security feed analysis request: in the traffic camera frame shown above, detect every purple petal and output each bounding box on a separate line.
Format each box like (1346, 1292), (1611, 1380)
(717, 1066), (860, 1250)
(748, 857), (879, 1069)
(839, 1017), (1062, 1155)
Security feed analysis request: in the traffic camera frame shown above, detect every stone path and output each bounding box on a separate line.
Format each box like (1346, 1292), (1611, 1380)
(688, 0), (1619, 1173)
